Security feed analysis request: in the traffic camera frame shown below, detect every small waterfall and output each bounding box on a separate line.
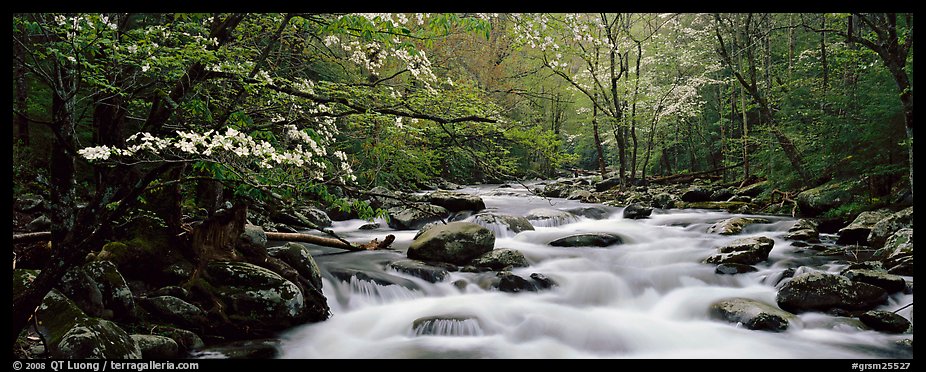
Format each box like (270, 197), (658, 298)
(411, 317), (485, 337)
(341, 276), (422, 306)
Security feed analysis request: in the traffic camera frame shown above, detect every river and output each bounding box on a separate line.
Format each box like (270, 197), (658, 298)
(277, 183), (913, 359)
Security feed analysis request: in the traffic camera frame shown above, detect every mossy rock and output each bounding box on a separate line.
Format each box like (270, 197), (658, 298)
(95, 237), (183, 285)
(795, 181), (856, 218)
(408, 222), (495, 265)
(710, 298), (796, 332)
(776, 272), (887, 313)
(35, 289), (141, 359)
(203, 261), (309, 333)
(57, 260), (136, 321)
(267, 242), (324, 290)
(131, 334), (178, 359)
(471, 248), (529, 270)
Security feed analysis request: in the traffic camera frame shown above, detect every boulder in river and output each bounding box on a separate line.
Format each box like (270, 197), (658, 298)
(428, 191), (486, 213)
(715, 263), (759, 275)
(837, 210), (893, 245)
(565, 206), (613, 220)
(652, 193), (678, 209)
(622, 203), (653, 219)
(471, 248), (529, 270)
(267, 242), (324, 291)
(795, 181), (854, 217)
(873, 228), (913, 276)
(567, 189), (595, 202)
(549, 233), (623, 248)
(776, 272), (887, 313)
(388, 260), (450, 283)
(840, 269), (907, 294)
(784, 219), (820, 242)
(709, 298), (796, 332)
(681, 186), (712, 202)
(387, 204), (450, 230)
(407, 221), (495, 265)
(858, 310), (911, 334)
(188, 339), (283, 359)
(472, 213), (535, 235)
(706, 217), (770, 235)
(525, 208), (579, 227)
(131, 334), (178, 359)
(867, 207), (912, 249)
(704, 236), (774, 265)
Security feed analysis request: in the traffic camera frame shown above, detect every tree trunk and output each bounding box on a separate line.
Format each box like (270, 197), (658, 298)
(820, 16), (828, 93)
(13, 28), (29, 146)
(630, 41), (642, 180)
(741, 76), (750, 181)
(592, 113), (607, 176)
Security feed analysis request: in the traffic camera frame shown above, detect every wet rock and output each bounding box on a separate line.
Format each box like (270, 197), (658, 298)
(472, 213), (535, 234)
(387, 204), (450, 230)
(204, 261), (313, 332)
(407, 221), (495, 265)
(715, 263), (759, 275)
(784, 219), (820, 242)
(496, 271), (537, 293)
(710, 188), (735, 202)
(160, 261), (194, 285)
(653, 193), (678, 209)
(300, 208), (332, 228)
(549, 233), (623, 248)
(675, 201), (753, 213)
(859, 310), (911, 334)
(709, 298), (796, 332)
(707, 217), (770, 235)
(267, 242), (324, 290)
(131, 334), (178, 359)
(57, 260), (136, 321)
(795, 181), (854, 217)
(529, 273), (557, 289)
(681, 186), (712, 203)
(776, 272), (888, 313)
(152, 327), (204, 353)
(565, 206), (613, 220)
(359, 223), (380, 230)
(622, 203), (652, 219)
(867, 207), (913, 249)
(567, 189), (595, 202)
(428, 191), (486, 213)
(36, 289), (142, 359)
(388, 260), (450, 283)
(24, 215), (51, 232)
(841, 269), (907, 294)
(595, 177), (622, 192)
(471, 248), (529, 270)
(189, 339), (282, 359)
(138, 296), (208, 330)
(704, 236), (774, 265)
(525, 208), (579, 227)
(837, 210), (892, 245)
(878, 228), (913, 276)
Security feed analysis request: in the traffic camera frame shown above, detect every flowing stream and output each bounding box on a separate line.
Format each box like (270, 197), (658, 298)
(278, 183), (913, 359)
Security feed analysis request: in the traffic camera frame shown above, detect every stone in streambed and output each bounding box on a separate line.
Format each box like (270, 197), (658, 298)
(703, 236), (774, 265)
(471, 248), (529, 271)
(776, 272), (888, 313)
(472, 213), (535, 234)
(388, 260), (450, 283)
(867, 207), (913, 249)
(715, 263), (759, 275)
(138, 296), (208, 330)
(622, 203), (652, 219)
(387, 204), (450, 230)
(707, 217), (770, 235)
(858, 310), (911, 334)
(131, 334), (178, 359)
(837, 210), (893, 245)
(549, 233), (623, 248)
(709, 298), (796, 332)
(407, 222), (495, 265)
(840, 269), (907, 294)
(428, 191), (486, 212)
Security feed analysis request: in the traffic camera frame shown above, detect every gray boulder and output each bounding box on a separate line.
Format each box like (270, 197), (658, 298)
(653, 193), (678, 209)
(388, 260), (450, 283)
(57, 260), (136, 321)
(709, 298), (796, 332)
(549, 233), (623, 248)
(525, 208), (579, 227)
(707, 217), (770, 235)
(267, 242), (324, 291)
(859, 310), (911, 334)
(704, 236), (774, 265)
(565, 206), (613, 220)
(837, 210), (893, 245)
(204, 261), (311, 331)
(776, 272), (888, 313)
(428, 191), (486, 212)
(471, 248), (529, 270)
(841, 269), (907, 294)
(622, 203), (652, 219)
(795, 182), (854, 217)
(387, 204), (450, 230)
(131, 334), (178, 359)
(35, 289), (142, 359)
(867, 207), (913, 249)
(874, 228), (913, 276)
(567, 189), (594, 202)
(681, 186), (712, 202)
(472, 213), (535, 235)
(715, 263), (759, 275)
(138, 296), (208, 330)
(25, 215), (51, 232)
(784, 219), (820, 242)
(407, 222), (495, 265)
(300, 208), (332, 228)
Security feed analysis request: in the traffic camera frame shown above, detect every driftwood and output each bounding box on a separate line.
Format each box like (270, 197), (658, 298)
(265, 231), (395, 252)
(12, 232), (52, 244)
(648, 161), (745, 185)
(769, 188), (798, 217)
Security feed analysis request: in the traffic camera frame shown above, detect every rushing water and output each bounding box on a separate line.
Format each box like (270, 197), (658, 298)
(278, 183), (913, 359)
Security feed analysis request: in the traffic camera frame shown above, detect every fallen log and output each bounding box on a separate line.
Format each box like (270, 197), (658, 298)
(12, 231), (52, 244)
(648, 161), (745, 185)
(265, 231), (395, 252)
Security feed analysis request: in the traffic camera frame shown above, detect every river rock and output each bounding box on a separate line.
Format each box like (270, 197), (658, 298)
(300, 207), (332, 228)
(681, 186), (712, 202)
(565, 206), (613, 220)
(57, 260), (136, 321)
(784, 219), (820, 242)
(622, 203), (652, 219)
(858, 310), (911, 334)
(388, 260), (450, 283)
(189, 339), (282, 359)
(776, 272), (888, 313)
(407, 221), (495, 265)
(267, 242), (324, 290)
(472, 213), (535, 235)
(529, 273), (557, 289)
(653, 193), (678, 209)
(204, 261), (314, 332)
(471, 248), (529, 270)
(567, 189), (594, 202)
(238, 224), (268, 256)
(428, 191), (486, 212)
(595, 177), (622, 192)
(526, 208), (579, 227)
(715, 263), (759, 275)
(709, 298), (796, 332)
(153, 327), (204, 353)
(795, 181), (854, 217)
(131, 334), (178, 359)
(707, 217), (770, 235)
(710, 188), (735, 202)
(36, 289), (142, 359)
(841, 269), (907, 294)
(138, 296), (208, 330)
(867, 207), (913, 249)
(549, 233), (623, 247)
(387, 204), (450, 230)
(837, 210), (892, 245)
(704, 236), (774, 265)
(874, 228), (913, 276)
